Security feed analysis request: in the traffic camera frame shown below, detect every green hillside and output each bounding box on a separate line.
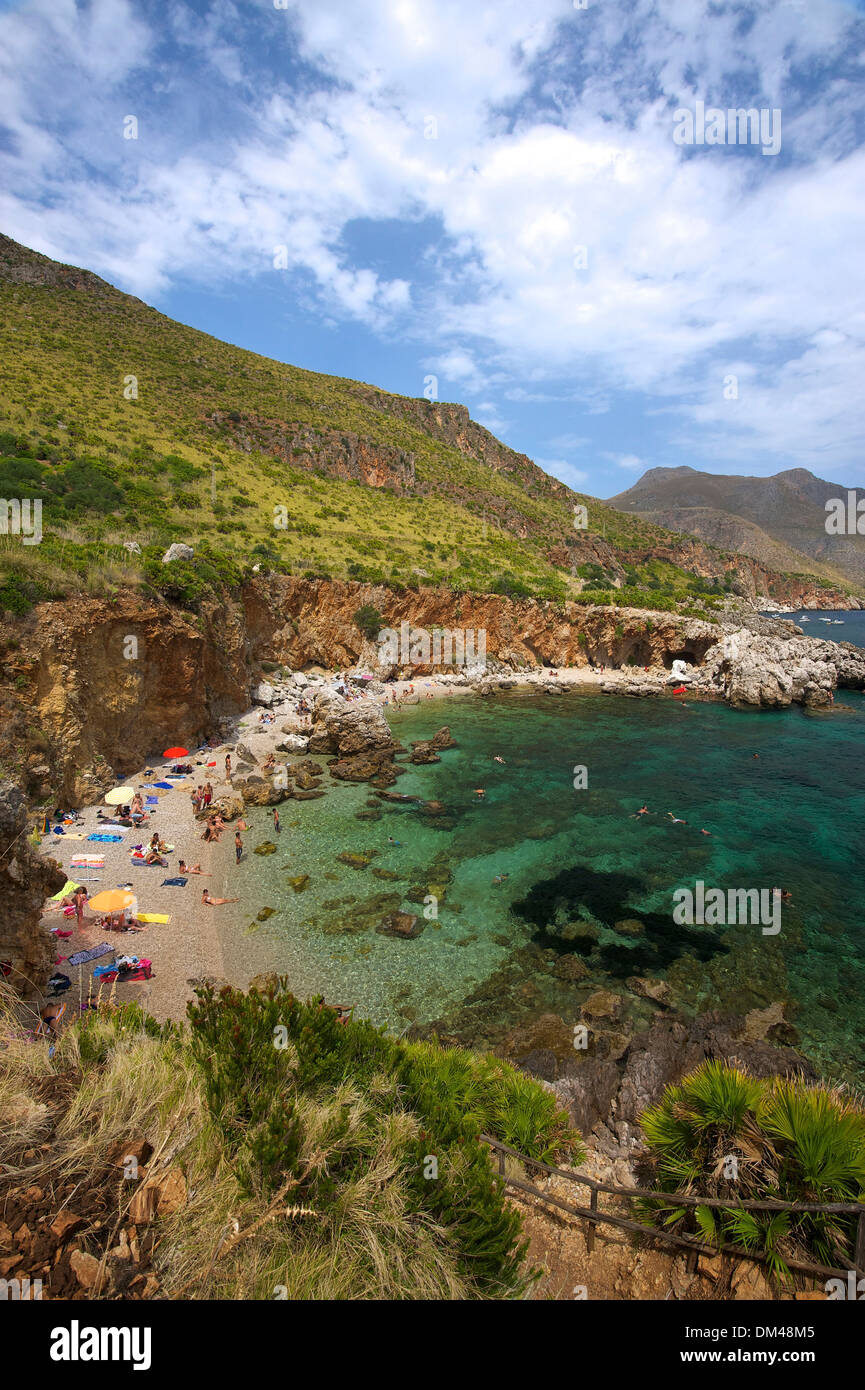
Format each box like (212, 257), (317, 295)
(0, 234), (754, 615)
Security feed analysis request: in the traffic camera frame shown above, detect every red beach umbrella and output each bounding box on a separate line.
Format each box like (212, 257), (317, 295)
(163, 746), (189, 758)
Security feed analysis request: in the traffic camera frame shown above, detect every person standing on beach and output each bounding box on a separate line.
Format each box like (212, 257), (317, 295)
(235, 829), (243, 863)
(204, 782), (213, 808)
(273, 807), (280, 834)
(225, 753), (232, 781)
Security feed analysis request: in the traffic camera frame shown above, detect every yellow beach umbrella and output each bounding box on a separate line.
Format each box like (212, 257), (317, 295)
(104, 786), (135, 806)
(87, 889), (135, 914)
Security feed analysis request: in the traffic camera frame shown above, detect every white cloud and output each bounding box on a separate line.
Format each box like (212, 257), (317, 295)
(0, 0), (863, 470)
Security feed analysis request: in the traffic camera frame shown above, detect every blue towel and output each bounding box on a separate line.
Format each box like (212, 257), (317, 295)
(67, 943), (114, 967)
(161, 876), (188, 886)
(87, 833), (123, 843)
(145, 797), (159, 805)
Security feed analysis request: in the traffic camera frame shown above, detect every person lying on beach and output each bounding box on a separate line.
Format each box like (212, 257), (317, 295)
(178, 860), (209, 875)
(38, 1002), (66, 1038)
(263, 753), (276, 770)
(201, 890), (239, 905)
(201, 823), (220, 842)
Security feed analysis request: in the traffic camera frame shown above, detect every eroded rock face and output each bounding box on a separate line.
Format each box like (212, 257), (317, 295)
(694, 624), (865, 707)
(0, 783), (65, 995)
(546, 1012), (817, 1141)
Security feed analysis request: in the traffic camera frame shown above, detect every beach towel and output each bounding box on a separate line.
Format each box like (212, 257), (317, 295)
(161, 876), (187, 887)
(50, 928), (73, 938)
(66, 943), (114, 967)
(138, 913), (170, 924)
(87, 833), (123, 843)
(59, 832), (87, 840)
(145, 797), (159, 805)
(70, 855), (104, 868)
(49, 879), (81, 901)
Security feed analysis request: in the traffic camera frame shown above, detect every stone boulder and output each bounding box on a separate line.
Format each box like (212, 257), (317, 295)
(252, 681), (275, 707)
(161, 542), (194, 564)
(376, 911), (423, 939)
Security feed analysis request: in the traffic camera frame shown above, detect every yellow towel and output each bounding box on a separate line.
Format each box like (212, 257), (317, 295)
(138, 913), (170, 924)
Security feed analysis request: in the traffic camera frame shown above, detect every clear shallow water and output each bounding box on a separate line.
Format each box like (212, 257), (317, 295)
(237, 688), (865, 1085)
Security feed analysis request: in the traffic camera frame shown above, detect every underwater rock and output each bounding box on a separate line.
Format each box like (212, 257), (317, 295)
(614, 918), (646, 937)
(287, 874), (310, 892)
(429, 726), (456, 750)
(320, 891), (402, 934)
(422, 800), (447, 816)
(337, 851), (377, 869)
(293, 771), (321, 790)
(582, 990), (624, 1022)
(375, 790), (422, 803)
(560, 921), (600, 944)
(256, 906), (277, 921)
(253, 841), (278, 855)
(291, 788), (326, 800)
(371, 867), (401, 881)
(376, 911), (423, 939)
(408, 742), (440, 764)
(354, 808), (382, 821)
(552, 954), (590, 983)
(626, 975), (671, 1004)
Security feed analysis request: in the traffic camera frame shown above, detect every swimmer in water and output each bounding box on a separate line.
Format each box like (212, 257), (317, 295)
(667, 813), (688, 824)
(492, 873), (510, 885)
(493, 755), (506, 764)
(474, 788), (486, 799)
(700, 829), (712, 836)
(387, 836), (402, 845)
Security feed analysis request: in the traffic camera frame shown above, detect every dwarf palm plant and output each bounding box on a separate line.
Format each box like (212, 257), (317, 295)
(638, 1061), (865, 1281)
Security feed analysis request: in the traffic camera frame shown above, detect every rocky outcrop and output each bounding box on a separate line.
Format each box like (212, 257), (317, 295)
(0, 783), (65, 994)
(512, 1011), (817, 1144)
(692, 624), (865, 708)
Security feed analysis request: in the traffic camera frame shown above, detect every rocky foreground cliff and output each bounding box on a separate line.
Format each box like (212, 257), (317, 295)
(1, 577), (864, 806)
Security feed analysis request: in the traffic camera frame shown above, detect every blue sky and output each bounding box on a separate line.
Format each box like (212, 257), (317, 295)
(1, 0), (864, 498)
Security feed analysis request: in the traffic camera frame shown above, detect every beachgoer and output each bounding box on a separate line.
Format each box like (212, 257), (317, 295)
(667, 813), (687, 824)
(237, 817), (248, 832)
(204, 783), (213, 807)
(387, 835), (401, 845)
(235, 830), (243, 863)
(272, 808), (280, 834)
(474, 788), (486, 798)
(225, 753), (232, 780)
(179, 860), (209, 875)
(492, 873), (509, 885)
(493, 755), (505, 764)
(700, 828), (712, 836)
(202, 890), (239, 906)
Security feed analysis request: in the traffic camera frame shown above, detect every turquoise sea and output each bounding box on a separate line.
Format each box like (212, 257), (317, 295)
(235, 681), (865, 1087)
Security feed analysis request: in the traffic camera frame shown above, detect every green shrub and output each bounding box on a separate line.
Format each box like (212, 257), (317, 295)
(639, 1061), (865, 1281)
(353, 603), (384, 638)
(187, 982), (579, 1296)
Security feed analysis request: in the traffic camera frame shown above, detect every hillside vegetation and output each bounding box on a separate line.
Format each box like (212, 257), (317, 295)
(0, 234), (764, 617)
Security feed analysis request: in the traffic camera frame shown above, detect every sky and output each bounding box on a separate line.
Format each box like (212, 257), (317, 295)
(0, 0), (864, 498)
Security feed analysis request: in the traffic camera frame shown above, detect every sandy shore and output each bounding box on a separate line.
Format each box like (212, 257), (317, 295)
(36, 663), (662, 1024)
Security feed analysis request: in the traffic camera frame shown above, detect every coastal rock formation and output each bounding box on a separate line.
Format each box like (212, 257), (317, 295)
(531, 1011), (817, 1142)
(0, 783), (65, 994)
(693, 624), (865, 707)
